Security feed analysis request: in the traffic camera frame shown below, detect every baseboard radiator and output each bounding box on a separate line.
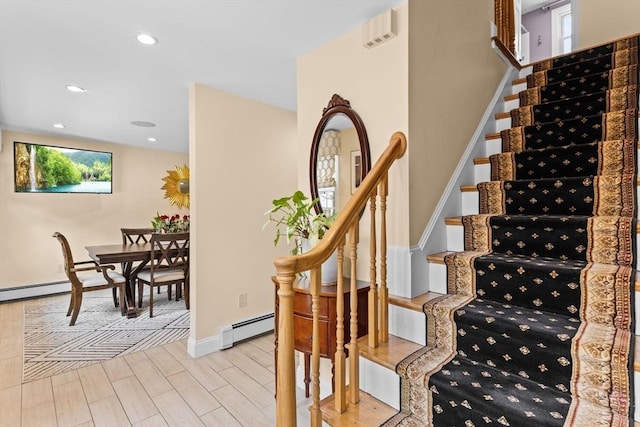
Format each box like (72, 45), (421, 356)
(0, 281), (70, 303)
(220, 312), (275, 349)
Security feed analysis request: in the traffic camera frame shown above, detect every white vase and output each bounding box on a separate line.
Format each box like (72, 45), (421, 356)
(301, 239), (338, 284)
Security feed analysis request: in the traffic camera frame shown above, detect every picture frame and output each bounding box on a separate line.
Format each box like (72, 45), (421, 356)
(351, 150), (362, 194)
(14, 141), (113, 194)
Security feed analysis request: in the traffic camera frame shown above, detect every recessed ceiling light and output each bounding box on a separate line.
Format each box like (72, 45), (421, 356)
(131, 121), (156, 127)
(148, 137), (157, 142)
(66, 85), (85, 93)
(53, 123), (65, 129)
(136, 33), (158, 45)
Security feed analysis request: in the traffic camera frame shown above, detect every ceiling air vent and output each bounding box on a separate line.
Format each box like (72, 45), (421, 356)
(362, 9), (397, 49)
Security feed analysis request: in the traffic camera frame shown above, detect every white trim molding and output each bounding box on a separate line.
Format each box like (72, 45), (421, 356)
(0, 281), (69, 302)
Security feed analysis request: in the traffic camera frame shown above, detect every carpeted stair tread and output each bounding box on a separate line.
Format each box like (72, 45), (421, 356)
(446, 252), (634, 326)
(461, 214), (635, 265)
(527, 47), (639, 88)
(451, 298), (579, 386)
(427, 354), (632, 427)
(500, 109), (638, 152)
(519, 65), (639, 107)
(478, 174), (637, 216)
(532, 35), (639, 72)
(429, 354), (575, 426)
(452, 251), (586, 315)
(510, 86), (638, 127)
(489, 138), (637, 181)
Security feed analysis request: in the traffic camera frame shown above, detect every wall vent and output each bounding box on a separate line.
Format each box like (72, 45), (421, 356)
(362, 9), (397, 49)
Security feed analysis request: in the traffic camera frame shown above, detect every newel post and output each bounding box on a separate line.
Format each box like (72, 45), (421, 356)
(275, 267), (296, 426)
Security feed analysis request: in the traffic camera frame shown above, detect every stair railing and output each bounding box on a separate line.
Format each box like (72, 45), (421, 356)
(273, 131), (407, 426)
(494, 0), (515, 56)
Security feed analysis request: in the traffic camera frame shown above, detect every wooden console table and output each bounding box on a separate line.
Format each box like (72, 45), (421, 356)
(272, 276), (369, 397)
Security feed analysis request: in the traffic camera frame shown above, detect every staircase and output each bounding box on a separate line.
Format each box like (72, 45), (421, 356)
(273, 34), (640, 426)
(317, 35), (640, 426)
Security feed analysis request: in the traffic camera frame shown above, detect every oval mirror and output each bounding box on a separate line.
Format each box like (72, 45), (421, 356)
(309, 94), (370, 216)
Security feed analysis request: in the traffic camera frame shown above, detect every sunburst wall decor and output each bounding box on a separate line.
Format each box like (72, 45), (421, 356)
(161, 164), (190, 209)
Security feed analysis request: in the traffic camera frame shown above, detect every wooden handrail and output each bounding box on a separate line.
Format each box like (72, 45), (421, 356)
(494, 0), (515, 57)
(274, 131), (407, 426)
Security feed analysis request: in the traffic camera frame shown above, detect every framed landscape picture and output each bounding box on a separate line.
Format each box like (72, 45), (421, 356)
(14, 141), (112, 194)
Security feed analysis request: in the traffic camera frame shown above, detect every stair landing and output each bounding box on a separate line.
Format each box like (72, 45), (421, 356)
(319, 387), (397, 426)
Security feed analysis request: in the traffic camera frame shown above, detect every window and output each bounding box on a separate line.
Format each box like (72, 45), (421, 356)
(551, 4), (572, 56)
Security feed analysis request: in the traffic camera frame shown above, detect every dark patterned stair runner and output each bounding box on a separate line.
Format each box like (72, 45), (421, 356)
(383, 33), (640, 426)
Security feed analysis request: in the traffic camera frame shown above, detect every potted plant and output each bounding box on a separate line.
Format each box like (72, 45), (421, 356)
(264, 190), (337, 282)
(151, 213), (190, 233)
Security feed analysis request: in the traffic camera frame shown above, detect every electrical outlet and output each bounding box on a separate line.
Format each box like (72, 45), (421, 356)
(238, 293), (247, 308)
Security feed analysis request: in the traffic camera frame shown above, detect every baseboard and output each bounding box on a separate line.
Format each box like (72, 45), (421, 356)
(0, 281), (69, 303)
(220, 312), (275, 349)
(187, 333), (221, 358)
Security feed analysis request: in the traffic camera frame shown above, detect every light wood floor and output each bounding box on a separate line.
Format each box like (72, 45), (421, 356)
(0, 295), (313, 427)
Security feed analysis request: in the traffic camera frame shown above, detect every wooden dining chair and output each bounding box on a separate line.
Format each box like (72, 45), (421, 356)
(136, 232), (190, 317)
(52, 232), (126, 326)
(119, 227), (154, 306)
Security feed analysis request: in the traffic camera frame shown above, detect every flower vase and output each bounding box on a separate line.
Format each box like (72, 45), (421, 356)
(301, 239), (338, 284)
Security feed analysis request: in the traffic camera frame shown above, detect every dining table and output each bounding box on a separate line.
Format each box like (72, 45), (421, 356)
(85, 242), (152, 318)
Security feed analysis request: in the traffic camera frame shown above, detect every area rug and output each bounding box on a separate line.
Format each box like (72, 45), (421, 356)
(23, 288), (189, 383)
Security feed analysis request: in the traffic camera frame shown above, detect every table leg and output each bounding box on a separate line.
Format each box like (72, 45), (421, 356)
(122, 262), (138, 318)
(304, 353), (311, 398)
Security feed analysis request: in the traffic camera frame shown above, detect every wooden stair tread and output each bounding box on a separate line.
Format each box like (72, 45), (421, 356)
(319, 387), (397, 426)
(512, 77), (527, 85)
(357, 334), (425, 371)
(504, 93), (519, 102)
(389, 291), (444, 312)
(473, 157), (490, 165)
(426, 251), (457, 264)
(496, 111), (510, 120)
(485, 132), (501, 140)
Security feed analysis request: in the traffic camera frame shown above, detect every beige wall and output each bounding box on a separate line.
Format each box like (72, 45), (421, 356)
(408, 0), (506, 243)
(0, 130), (188, 289)
(297, 2), (410, 248)
(576, 0), (640, 49)
(188, 84), (297, 342)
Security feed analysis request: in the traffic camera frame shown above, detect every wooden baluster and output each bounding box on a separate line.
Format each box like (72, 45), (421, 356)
(275, 270), (296, 426)
(349, 223), (360, 404)
(378, 174), (389, 343)
(494, 0), (504, 45)
(334, 238), (347, 413)
(368, 189), (378, 349)
(505, 0), (515, 54)
(310, 266), (322, 427)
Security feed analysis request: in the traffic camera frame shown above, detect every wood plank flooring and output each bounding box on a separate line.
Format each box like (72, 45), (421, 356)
(0, 296), (314, 426)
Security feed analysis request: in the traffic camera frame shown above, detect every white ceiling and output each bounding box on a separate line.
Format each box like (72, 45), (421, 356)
(0, 0), (404, 153)
(522, 0), (553, 14)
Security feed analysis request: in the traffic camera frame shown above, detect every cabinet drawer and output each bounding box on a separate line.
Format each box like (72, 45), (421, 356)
(293, 292), (330, 319)
(293, 314), (331, 357)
